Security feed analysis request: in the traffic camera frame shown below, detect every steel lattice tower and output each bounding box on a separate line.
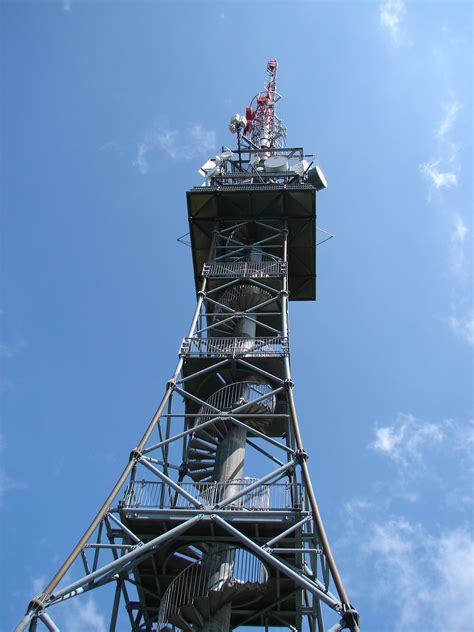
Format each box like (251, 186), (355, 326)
(16, 60), (359, 632)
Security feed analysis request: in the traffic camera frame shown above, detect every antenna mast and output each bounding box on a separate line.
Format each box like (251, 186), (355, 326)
(247, 58), (286, 149)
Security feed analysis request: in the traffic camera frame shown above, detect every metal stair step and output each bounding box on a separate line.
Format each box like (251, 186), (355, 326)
(189, 470), (213, 482)
(187, 460), (215, 471)
(180, 603), (203, 627)
(193, 595), (210, 619)
(188, 436), (218, 451)
(192, 429), (219, 445)
(168, 612), (194, 632)
(187, 448), (216, 461)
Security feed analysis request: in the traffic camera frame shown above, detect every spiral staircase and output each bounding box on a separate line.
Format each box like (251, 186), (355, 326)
(186, 381), (276, 483)
(158, 546), (268, 632)
(157, 238), (279, 631)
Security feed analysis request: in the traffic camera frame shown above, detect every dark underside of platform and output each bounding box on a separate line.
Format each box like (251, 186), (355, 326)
(120, 511), (306, 629)
(187, 185), (317, 301)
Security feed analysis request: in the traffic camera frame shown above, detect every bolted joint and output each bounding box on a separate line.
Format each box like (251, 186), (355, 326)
(28, 598), (44, 613)
(166, 379), (177, 391)
(295, 449), (309, 463)
(341, 606), (360, 630)
(129, 448), (143, 463)
(284, 378), (294, 390)
(198, 290), (206, 297)
(280, 289), (289, 297)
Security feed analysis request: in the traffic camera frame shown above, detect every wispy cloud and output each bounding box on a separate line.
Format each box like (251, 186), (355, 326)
(0, 336), (26, 359)
(436, 101), (461, 140)
(450, 213), (469, 278)
(0, 470), (17, 506)
(419, 99), (471, 343)
(365, 519), (474, 631)
(448, 214), (473, 345)
(32, 576), (47, 595)
(340, 413), (474, 628)
(59, 597), (106, 632)
(368, 414), (473, 503)
(370, 413), (444, 466)
(449, 312), (474, 345)
(132, 124), (216, 175)
(379, 0), (406, 45)
(0, 434), (23, 506)
(420, 100), (461, 194)
(99, 141), (123, 155)
(420, 160), (458, 190)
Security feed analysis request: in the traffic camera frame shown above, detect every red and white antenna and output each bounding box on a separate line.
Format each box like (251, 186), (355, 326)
(245, 59), (286, 150)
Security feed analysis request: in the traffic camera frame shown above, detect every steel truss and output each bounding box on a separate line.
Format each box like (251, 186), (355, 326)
(17, 216), (359, 632)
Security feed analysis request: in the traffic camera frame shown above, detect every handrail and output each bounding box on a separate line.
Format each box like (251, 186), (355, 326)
(158, 546), (268, 629)
(122, 480), (302, 511)
(180, 336), (289, 358)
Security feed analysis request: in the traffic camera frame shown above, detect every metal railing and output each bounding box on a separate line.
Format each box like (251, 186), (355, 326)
(197, 381), (276, 419)
(158, 546), (268, 629)
(122, 480), (302, 512)
(215, 282), (272, 307)
(203, 260), (287, 279)
(180, 336), (289, 358)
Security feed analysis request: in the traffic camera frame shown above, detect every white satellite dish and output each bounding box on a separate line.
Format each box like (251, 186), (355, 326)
(292, 159), (310, 176)
(229, 114), (246, 134)
(219, 150), (234, 161)
(307, 165), (328, 191)
(206, 165), (220, 179)
(264, 156), (288, 173)
(198, 159), (216, 177)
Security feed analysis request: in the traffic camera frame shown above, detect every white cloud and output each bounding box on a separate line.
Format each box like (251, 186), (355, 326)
(0, 435), (24, 506)
(450, 213), (469, 278)
(436, 100), (461, 140)
(132, 142), (150, 175)
(379, 0), (406, 45)
(132, 124), (216, 174)
(365, 520), (474, 631)
(32, 576), (47, 595)
(370, 413), (444, 465)
(420, 160), (458, 189)
(447, 214), (473, 344)
(420, 100), (461, 194)
(189, 124), (216, 153)
(0, 378), (13, 394)
(0, 336), (26, 358)
(0, 469), (19, 506)
(60, 597), (106, 632)
(449, 312), (474, 345)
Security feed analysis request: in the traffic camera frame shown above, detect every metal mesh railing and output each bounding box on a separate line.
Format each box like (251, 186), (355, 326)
(203, 260), (287, 279)
(197, 381), (276, 420)
(180, 336), (289, 358)
(158, 546), (268, 630)
(213, 283), (273, 311)
(122, 480), (302, 511)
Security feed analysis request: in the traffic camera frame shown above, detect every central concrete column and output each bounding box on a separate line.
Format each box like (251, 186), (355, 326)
(201, 248), (261, 631)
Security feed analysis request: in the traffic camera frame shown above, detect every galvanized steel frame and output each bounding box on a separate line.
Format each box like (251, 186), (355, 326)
(16, 216), (358, 632)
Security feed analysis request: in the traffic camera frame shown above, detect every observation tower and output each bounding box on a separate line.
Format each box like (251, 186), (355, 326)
(17, 59), (359, 632)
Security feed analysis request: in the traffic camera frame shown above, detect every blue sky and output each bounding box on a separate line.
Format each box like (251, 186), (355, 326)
(1, 1), (472, 631)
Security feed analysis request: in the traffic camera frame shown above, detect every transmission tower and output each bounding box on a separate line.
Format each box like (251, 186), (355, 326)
(16, 59), (359, 632)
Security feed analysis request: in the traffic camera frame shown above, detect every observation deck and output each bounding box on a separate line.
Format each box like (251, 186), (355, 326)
(119, 478), (308, 632)
(188, 146), (318, 301)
